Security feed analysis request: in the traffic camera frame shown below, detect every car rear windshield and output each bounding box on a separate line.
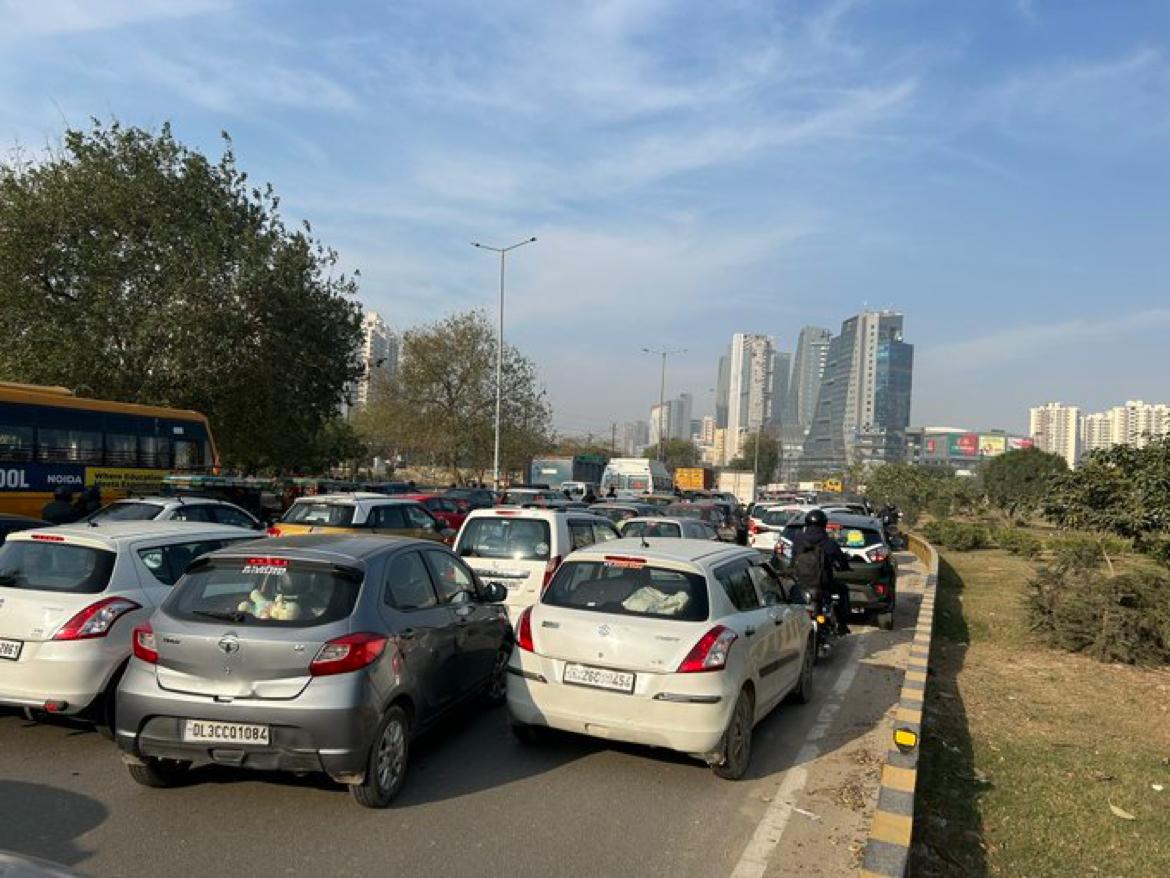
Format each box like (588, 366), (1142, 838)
(665, 504), (714, 521)
(281, 503), (355, 527)
(167, 558), (362, 627)
(621, 520), (681, 539)
(762, 508), (798, 526)
(0, 541), (116, 594)
(543, 560), (709, 621)
(828, 524), (884, 549)
(456, 518), (552, 560)
(89, 502), (163, 522)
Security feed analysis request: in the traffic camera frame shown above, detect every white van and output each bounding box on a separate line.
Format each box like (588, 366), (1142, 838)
(600, 458), (673, 500)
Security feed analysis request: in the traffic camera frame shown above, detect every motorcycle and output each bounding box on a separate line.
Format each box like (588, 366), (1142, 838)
(790, 586), (844, 660)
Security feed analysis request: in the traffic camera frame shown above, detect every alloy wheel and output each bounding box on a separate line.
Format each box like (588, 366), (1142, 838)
(376, 718), (406, 793)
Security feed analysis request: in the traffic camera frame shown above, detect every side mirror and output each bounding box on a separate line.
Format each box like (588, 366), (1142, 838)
(483, 582), (507, 603)
(788, 588), (811, 606)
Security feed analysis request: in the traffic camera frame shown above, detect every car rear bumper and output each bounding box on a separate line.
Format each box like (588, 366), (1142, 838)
(505, 652), (734, 758)
(115, 658), (380, 783)
(0, 638), (126, 715)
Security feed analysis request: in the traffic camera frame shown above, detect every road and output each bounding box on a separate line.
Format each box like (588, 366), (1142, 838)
(0, 555), (925, 878)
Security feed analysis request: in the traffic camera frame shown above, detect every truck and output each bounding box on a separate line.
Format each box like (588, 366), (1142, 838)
(600, 458), (673, 499)
(674, 466), (715, 492)
(528, 455), (608, 490)
(717, 470), (757, 506)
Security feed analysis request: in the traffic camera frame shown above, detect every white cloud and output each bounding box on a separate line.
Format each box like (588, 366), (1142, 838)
(0, 0), (228, 37)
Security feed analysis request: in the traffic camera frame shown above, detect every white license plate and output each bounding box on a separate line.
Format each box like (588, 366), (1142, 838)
(0, 639), (21, 661)
(563, 663), (635, 693)
(183, 720), (270, 745)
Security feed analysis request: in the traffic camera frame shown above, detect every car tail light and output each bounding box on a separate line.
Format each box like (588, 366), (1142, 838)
(748, 520), (759, 535)
(875, 582), (888, 597)
(54, 597), (141, 640)
(516, 606), (535, 653)
(309, 632), (389, 677)
(677, 624), (738, 673)
(266, 526), (282, 537)
(132, 622), (158, 664)
(541, 555), (562, 592)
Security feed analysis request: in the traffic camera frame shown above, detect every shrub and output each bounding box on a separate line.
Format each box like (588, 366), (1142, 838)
(1046, 534), (1107, 572)
(993, 527), (1043, 559)
(1027, 568), (1170, 665)
(1141, 535), (1170, 567)
(920, 520), (991, 551)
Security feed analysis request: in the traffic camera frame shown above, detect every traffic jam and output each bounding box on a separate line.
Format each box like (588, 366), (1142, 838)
(0, 384), (904, 817)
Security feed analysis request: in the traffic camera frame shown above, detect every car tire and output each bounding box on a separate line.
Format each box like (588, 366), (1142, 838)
(484, 647), (510, 706)
(713, 688), (754, 780)
(92, 662), (128, 742)
(509, 720), (546, 745)
(788, 637), (815, 704)
(127, 757), (191, 788)
(350, 706), (409, 809)
(878, 610), (895, 631)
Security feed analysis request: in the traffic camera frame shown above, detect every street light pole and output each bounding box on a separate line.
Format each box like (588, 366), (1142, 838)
(643, 347), (686, 462)
(472, 236), (537, 490)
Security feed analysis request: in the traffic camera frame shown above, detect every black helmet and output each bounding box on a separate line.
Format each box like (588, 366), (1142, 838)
(53, 486), (72, 501)
(804, 509), (828, 528)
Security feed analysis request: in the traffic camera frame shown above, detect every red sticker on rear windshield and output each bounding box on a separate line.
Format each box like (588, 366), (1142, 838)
(604, 556), (646, 569)
(242, 558), (288, 575)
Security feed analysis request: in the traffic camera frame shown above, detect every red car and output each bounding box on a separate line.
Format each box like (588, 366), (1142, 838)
(401, 494), (468, 532)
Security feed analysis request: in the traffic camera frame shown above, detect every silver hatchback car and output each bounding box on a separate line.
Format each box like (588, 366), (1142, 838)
(116, 534), (512, 807)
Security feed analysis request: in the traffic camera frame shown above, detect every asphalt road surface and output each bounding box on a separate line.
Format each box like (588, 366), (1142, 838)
(0, 556), (925, 878)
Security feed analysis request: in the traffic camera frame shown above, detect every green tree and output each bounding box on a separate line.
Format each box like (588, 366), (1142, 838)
(0, 120), (362, 470)
(660, 438), (701, 469)
(354, 310), (551, 483)
(982, 448), (1067, 520)
(728, 432), (780, 485)
(865, 463), (964, 524)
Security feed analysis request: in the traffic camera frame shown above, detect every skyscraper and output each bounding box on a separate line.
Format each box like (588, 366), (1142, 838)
(344, 311), (398, 416)
(769, 351), (792, 429)
(724, 333), (775, 463)
(649, 394), (695, 447)
(791, 326), (831, 433)
(1029, 402), (1080, 467)
(803, 311), (913, 468)
(715, 355), (730, 428)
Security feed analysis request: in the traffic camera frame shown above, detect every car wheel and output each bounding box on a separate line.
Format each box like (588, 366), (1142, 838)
(127, 757), (190, 788)
(93, 663), (127, 742)
(350, 706), (409, 809)
(878, 611), (895, 631)
(713, 688), (754, 780)
(788, 637), (815, 704)
(484, 647), (510, 706)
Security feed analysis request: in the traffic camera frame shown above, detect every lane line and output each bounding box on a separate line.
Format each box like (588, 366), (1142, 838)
(730, 637), (864, 878)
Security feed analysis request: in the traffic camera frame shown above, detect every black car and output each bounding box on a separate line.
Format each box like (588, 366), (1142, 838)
(0, 513), (46, 544)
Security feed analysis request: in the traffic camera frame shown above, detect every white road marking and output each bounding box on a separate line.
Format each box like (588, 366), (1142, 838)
(729, 637), (864, 878)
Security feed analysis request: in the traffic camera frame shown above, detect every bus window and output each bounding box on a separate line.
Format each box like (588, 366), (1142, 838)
(173, 438), (205, 470)
(0, 424), (33, 461)
(140, 436), (170, 468)
(38, 428), (102, 464)
(105, 433), (138, 466)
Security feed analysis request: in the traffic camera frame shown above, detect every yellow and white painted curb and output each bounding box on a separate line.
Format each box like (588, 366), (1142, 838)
(860, 533), (939, 878)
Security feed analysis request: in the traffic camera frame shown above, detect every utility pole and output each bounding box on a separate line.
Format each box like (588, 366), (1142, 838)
(471, 237), (537, 490)
(643, 347), (686, 462)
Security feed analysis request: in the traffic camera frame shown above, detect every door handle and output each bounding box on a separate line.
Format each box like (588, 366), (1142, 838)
(745, 626), (756, 637)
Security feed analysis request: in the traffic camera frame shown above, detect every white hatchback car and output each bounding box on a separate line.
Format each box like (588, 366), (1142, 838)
(749, 504), (819, 552)
(506, 539), (815, 778)
(0, 522), (260, 732)
(88, 497), (262, 530)
(454, 508), (621, 618)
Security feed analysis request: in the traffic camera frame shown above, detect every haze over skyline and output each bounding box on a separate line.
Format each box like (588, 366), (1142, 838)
(3, 0), (1168, 437)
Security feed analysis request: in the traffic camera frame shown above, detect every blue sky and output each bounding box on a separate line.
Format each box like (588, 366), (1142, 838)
(2, 0), (1168, 438)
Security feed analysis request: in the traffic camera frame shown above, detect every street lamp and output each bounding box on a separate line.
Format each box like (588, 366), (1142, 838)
(643, 347), (686, 462)
(472, 237), (537, 490)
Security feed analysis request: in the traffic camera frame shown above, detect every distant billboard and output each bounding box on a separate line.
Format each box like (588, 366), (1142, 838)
(1007, 436), (1035, 451)
(979, 435), (1007, 457)
(948, 433), (980, 458)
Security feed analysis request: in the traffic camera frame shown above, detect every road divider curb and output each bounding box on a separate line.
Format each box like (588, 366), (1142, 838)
(860, 532), (939, 878)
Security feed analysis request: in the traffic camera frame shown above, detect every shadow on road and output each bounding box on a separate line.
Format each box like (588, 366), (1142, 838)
(909, 555), (989, 877)
(0, 780), (107, 866)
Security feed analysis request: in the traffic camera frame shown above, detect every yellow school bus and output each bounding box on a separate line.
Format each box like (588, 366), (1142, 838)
(0, 382), (219, 518)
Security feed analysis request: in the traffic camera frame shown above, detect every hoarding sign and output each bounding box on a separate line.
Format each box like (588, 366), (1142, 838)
(948, 433), (980, 458)
(1007, 437), (1035, 451)
(979, 435), (1007, 457)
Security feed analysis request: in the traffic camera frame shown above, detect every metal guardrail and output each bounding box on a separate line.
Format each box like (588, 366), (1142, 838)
(860, 532), (939, 878)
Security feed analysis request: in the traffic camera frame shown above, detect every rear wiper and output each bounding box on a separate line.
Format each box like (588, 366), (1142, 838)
(192, 609), (248, 623)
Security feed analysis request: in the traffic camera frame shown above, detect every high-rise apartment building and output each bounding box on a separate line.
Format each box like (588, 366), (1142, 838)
(790, 326), (832, 433)
(649, 394), (694, 448)
(715, 355), (730, 429)
(803, 311), (913, 468)
(769, 351), (792, 429)
(1029, 402), (1081, 467)
(344, 311), (398, 416)
(724, 333), (775, 464)
(622, 420), (650, 456)
(1079, 400), (1170, 455)
(697, 415), (716, 445)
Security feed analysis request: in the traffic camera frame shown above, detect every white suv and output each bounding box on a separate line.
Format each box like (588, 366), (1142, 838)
(88, 497), (262, 530)
(0, 521), (260, 733)
(454, 508), (621, 617)
(506, 538), (814, 778)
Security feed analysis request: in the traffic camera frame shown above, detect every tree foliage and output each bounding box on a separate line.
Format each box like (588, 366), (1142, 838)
(354, 310), (552, 482)
(1044, 438), (1170, 543)
(864, 463), (980, 524)
(728, 432), (780, 484)
(0, 120), (363, 471)
(660, 438), (701, 469)
(982, 448), (1067, 519)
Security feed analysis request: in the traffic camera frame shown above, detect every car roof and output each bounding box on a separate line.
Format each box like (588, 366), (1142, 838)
(108, 496), (233, 507)
(788, 511), (881, 529)
(620, 516), (695, 526)
(291, 493), (415, 505)
(569, 537), (752, 566)
(9, 521), (259, 548)
(205, 533), (437, 563)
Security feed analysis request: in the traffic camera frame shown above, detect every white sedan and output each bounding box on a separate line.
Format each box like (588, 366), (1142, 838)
(506, 539), (814, 778)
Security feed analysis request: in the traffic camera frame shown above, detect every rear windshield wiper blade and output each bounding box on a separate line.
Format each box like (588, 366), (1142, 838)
(192, 609), (249, 623)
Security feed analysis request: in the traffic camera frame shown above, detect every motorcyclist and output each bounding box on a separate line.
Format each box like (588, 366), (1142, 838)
(790, 509), (853, 635)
